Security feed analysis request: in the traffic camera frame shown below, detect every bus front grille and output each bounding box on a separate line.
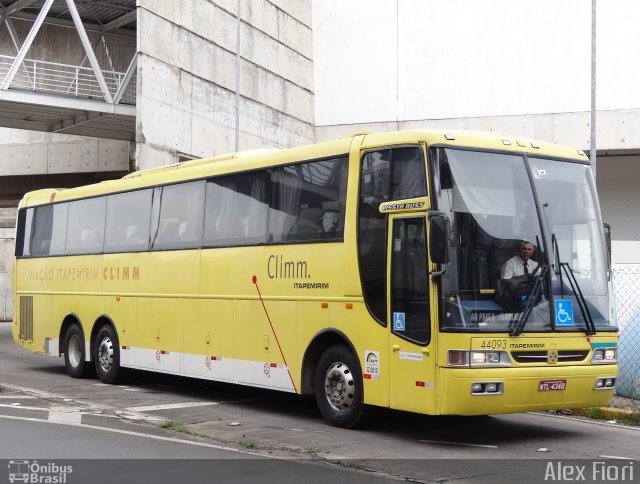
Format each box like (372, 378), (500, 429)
(19, 296), (33, 341)
(510, 350), (589, 363)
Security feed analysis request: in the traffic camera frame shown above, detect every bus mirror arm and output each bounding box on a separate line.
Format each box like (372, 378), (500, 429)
(428, 211), (450, 266)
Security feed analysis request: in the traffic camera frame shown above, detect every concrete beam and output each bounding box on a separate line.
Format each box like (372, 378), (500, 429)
(0, 89), (136, 115)
(0, 138), (130, 176)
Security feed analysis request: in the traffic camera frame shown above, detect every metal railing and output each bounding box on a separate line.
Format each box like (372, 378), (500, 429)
(0, 54), (136, 104)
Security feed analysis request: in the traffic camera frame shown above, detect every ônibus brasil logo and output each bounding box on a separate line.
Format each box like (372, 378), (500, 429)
(8, 460), (73, 483)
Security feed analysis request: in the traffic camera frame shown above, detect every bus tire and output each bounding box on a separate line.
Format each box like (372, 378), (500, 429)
(315, 345), (365, 428)
(94, 325), (124, 384)
(63, 324), (91, 378)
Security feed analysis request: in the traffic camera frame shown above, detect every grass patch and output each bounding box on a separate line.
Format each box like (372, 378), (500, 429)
(160, 421), (190, 434)
(585, 407), (602, 419)
(239, 439), (257, 449)
(306, 447), (321, 455)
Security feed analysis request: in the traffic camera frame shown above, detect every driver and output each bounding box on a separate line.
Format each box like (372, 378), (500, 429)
(501, 240), (538, 279)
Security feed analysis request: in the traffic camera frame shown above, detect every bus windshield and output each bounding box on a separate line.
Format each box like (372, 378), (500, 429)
(434, 148), (614, 333)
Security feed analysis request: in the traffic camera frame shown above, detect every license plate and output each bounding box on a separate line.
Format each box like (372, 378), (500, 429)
(538, 379), (566, 391)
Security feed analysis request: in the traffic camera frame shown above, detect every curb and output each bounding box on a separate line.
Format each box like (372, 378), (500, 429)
(571, 406), (637, 421)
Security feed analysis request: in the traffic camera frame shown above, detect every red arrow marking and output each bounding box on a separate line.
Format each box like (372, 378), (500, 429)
(252, 275), (298, 393)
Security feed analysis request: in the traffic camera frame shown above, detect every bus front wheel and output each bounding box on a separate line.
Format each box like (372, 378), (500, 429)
(315, 345), (365, 428)
(63, 324), (91, 378)
(94, 325), (124, 384)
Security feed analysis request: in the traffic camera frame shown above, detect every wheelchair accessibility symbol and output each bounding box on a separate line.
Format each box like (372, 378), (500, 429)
(555, 300), (574, 326)
(393, 312), (406, 331)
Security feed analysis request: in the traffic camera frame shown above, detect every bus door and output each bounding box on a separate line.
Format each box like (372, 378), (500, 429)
(387, 214), (437, 414)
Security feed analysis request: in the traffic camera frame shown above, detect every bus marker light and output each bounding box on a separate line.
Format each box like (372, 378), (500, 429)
(346, 303), (353, 309)
(321, 303), (329, 309)
(448, 350), (468, 366)
(416, 381), (425, 387)
(122, 346), (129, 350)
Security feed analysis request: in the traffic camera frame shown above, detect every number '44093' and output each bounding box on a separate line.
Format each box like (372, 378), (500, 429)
(480, 339), (507, 350)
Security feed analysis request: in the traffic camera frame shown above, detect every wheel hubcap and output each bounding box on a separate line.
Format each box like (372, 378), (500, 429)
(68, 334), (83, 368)
(97, 337), (114, 373)
(324, 361), (355, 412)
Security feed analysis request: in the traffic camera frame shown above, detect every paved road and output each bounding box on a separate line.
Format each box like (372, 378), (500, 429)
(1, 322), (638, 483)
(0, 418), (399, 484)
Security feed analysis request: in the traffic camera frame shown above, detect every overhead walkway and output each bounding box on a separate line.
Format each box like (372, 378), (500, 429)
(0, 0), (137, 141)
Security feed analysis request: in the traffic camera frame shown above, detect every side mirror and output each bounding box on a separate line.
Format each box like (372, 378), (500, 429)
(429, 212), (450, 265)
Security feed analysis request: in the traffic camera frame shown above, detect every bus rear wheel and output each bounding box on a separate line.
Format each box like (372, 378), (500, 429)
(94, 325), (124, 384)
(63, 324), (91, 378)
(315, 345), (365, 428)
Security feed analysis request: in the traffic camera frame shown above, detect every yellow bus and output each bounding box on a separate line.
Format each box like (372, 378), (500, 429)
(12, 130), (617, 428)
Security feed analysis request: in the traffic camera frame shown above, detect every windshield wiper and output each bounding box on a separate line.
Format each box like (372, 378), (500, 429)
(552, 234), (597, 336)
(509, 265), (548, 336)
(560, 262), (597, 336)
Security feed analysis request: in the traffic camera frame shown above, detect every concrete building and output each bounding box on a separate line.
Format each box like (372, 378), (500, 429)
(0, 0), (314, 319)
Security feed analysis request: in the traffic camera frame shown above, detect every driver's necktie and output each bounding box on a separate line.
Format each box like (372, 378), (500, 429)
(523, 262), (529, 275)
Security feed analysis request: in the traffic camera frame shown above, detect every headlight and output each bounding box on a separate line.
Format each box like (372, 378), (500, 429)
(448, 350), (511, 367)
(471, 352), (487, 364)
(591, 347), (617, 363)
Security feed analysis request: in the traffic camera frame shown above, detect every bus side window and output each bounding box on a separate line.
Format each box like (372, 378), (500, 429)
(105, 189), (152, 252)
(65, 198), (106, 255)
(275, 157), (347, 242)
(152, 181), (205, 250)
